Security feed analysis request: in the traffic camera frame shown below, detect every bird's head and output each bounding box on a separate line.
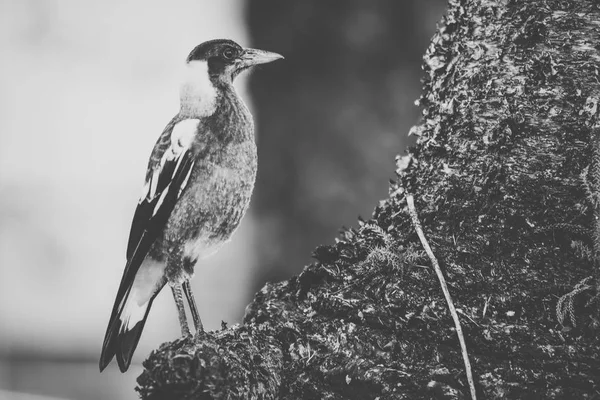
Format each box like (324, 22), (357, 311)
(179, 39), (282, 117)
(186, 39), (283, 85)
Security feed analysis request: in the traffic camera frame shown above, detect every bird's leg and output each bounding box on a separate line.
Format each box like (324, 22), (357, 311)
(171, 284), (191, 337)
(182, 280), (204, 333)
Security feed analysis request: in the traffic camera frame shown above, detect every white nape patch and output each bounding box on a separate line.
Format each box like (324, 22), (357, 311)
(120, 259), (166, 331)
(180, 60), (218, 118)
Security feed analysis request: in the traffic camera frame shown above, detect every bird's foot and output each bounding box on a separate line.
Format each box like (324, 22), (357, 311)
(180, 325), (192, 338)
(192, 316), (204, 334)
(193, 328), (207, 342)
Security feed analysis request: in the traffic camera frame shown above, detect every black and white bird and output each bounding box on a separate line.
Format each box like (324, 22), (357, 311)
(99, 39), (283, 372)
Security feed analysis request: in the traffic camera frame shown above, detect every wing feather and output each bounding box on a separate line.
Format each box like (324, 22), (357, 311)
(101, 118), (199, 370)
(119, 119), (198, 309)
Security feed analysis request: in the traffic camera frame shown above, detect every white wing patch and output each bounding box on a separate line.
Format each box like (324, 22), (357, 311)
(139, 119), (199, 205)
(166, 119), (199, 160)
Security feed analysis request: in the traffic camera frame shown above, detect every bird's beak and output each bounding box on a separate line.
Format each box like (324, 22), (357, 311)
(239, 48), (284, 68)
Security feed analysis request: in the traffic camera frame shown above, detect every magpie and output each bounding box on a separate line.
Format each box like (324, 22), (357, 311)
(99, 39), (283, 372)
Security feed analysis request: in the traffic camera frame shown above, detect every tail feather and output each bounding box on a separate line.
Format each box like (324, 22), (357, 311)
(99, 318), (118, 371)
(116, 320), (145, 371)
(100, 280), (165, 372)
(116, 306), (153, 372)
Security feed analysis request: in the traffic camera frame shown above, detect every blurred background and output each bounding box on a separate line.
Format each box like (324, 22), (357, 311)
(0, 0), (444, 399)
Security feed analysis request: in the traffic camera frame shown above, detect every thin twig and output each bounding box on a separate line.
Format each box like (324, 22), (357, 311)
(406, 194), (477, 400)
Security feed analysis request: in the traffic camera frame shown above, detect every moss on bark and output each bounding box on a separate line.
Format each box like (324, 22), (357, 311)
(136, 0), (600, 398)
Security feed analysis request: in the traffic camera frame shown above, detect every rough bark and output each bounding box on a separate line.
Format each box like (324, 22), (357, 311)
(136, 0), (600, 398)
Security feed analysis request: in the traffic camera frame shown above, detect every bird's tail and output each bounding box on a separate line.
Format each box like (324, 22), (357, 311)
(99, 284), (163, 372)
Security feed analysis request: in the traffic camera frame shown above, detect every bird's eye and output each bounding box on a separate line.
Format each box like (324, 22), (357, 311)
(222, 48), (236, 60)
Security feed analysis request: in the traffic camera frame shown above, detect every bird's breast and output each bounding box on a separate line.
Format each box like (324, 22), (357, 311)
(161, 86), (257, 265)
(166, 132), (257, 263)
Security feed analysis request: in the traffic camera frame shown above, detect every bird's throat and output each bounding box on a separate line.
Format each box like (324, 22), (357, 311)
(180, 60), (218, 118)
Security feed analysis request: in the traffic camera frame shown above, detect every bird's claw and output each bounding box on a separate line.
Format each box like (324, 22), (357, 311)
(193, 329), (206, 342)
(180, 327), (192, 339)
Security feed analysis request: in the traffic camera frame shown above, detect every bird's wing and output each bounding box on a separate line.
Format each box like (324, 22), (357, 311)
(126, 118), (199, 260)
(105, 118), (199, 338)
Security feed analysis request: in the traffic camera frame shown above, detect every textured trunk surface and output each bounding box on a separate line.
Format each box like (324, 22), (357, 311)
(136, 0), (600, 398)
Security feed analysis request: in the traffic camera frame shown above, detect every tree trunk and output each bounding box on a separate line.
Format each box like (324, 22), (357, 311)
(136, 0), (600, 398)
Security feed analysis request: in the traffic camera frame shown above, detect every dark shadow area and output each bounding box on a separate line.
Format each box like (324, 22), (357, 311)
(247, 0), (446, 285)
